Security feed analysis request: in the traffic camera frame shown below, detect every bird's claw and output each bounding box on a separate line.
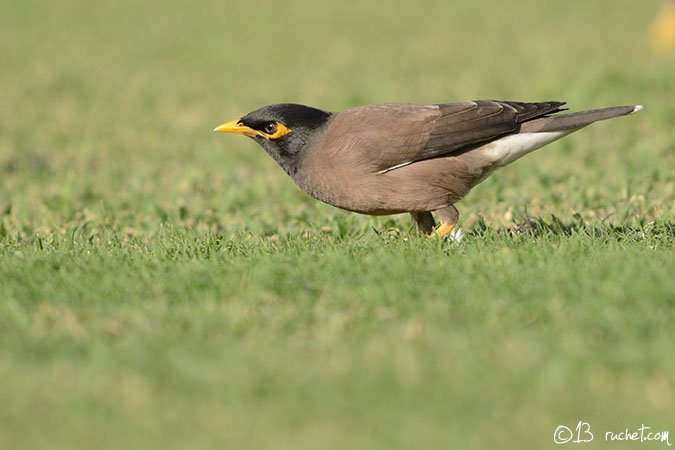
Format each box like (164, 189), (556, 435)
(432, 223), (464, 243)
(445, 227), (464, 244)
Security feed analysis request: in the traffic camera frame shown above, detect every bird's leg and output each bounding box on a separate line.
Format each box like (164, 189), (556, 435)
(433, 205), (459, 238)
(410, 211), (436, 235)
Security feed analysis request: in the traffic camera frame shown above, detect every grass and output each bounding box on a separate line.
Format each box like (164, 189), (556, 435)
(1, 0), (674, 449)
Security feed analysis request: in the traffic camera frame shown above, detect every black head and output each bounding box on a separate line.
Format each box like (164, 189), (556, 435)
(214, 103), (332, 175)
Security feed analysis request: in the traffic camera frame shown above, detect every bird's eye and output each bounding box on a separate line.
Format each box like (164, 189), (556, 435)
(264, 122), (277, 134)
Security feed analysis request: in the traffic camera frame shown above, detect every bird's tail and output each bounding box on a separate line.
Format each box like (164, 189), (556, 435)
(520, 105), (643, 133)
(481, 105), (643, 167)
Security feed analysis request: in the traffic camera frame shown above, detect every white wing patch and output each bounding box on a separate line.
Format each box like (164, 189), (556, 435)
(377, 160), (414, 174)
(483, 130), (575, 167)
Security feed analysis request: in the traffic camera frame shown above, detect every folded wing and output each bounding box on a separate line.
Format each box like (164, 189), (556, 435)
(318, 100), (566, 173)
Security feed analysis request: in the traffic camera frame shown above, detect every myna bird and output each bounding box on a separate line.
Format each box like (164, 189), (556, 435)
(215, 100), (642, 236)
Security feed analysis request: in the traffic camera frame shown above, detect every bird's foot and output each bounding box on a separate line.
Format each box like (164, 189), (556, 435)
(446, 227), (464, 243)
(433, 223), (463, 243)
(434, 222), (455, 237)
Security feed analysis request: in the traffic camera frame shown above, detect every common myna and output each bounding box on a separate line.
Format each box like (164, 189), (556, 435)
(215, 100), (642, 236)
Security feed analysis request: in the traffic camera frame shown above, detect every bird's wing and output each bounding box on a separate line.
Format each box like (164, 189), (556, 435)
(421, 100), (566, 161)
(317, 103), (438, 173)
(320, 101), (565, 173)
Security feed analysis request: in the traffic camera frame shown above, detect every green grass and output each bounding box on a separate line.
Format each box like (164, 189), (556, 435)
(1, 0), (674, 449)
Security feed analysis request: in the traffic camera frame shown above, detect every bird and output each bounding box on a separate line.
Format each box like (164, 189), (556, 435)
(214, 100), (642, 237)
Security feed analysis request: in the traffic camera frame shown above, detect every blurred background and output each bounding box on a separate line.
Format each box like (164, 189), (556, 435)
(0, 0), (672, 236)
(0, 1), (673, 449)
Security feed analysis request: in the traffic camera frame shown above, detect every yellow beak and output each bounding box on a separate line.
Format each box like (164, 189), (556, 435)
(213, 119), (261, 138)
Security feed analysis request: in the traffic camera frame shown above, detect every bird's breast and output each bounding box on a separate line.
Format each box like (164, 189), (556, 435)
(292, 151), (478, 215)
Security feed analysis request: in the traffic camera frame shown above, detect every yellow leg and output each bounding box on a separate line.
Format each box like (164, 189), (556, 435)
(434, 222), (456, 238)
(432, 205), (459, 239)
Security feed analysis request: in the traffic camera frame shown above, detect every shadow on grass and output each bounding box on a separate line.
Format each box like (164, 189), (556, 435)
(1, 202), (672, 251)
(468, 214), (674, 242)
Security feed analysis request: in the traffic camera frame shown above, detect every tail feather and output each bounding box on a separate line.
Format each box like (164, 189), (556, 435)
(520, 105), (643, 133)
(482, 104), (642, 167)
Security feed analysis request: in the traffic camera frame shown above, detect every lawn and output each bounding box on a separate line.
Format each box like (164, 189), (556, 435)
(0, 0), (673, 449)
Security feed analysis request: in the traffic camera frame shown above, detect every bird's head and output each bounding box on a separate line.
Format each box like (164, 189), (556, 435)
(214, 104), (332, 170)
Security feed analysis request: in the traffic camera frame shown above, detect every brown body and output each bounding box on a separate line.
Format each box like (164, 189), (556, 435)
(215, 100), (642, 236)
(299, 104), (472, 214)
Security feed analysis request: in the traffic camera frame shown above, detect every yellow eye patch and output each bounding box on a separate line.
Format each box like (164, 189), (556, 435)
(263, 122), (292, 140)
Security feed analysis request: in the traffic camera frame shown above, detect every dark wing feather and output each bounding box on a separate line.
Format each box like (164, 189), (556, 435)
(420, 100), (566, 160)
(315, 101), (566, 174)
